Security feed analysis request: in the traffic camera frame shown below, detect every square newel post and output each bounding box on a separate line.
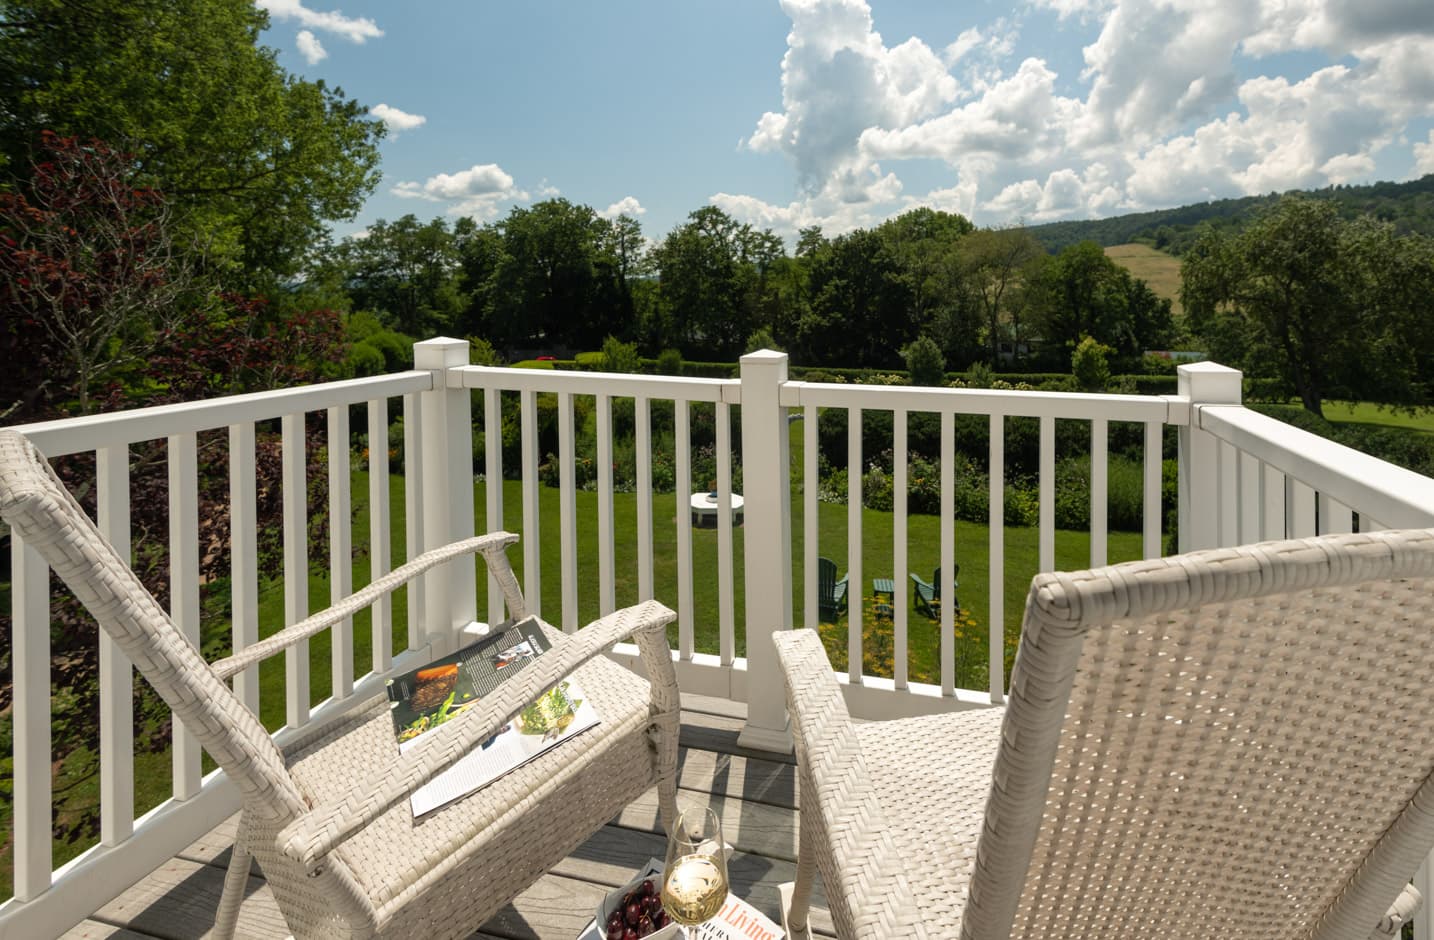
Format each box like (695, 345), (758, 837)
(1177, 361), (1242, 552)
(415, 337), (476, 656)
(737, 349), (795, 754)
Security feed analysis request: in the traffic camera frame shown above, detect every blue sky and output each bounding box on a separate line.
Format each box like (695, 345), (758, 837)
(257, 0), (1434, 245)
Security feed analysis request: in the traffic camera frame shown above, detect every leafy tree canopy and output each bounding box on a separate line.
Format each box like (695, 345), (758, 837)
(1181, 197), (1434, 416)
(0, 0), (384, 284)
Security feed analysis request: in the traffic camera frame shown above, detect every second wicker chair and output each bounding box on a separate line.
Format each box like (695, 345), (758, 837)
(777, 531), (1434, 939)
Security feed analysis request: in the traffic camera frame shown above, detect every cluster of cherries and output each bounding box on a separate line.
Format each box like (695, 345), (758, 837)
(605, 878), (670, 939)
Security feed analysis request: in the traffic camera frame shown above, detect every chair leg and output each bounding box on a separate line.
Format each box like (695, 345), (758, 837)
(213, 843), (251, 940)
(656, 765), (681, 838)
(786, 817), (816, 937)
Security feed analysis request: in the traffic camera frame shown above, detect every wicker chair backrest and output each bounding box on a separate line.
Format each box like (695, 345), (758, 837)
(963, 531), (1434, 940)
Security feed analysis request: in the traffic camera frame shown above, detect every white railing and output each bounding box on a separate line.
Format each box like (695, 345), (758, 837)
(4, 362), (440, 939)
(6, 342), (1434, 938)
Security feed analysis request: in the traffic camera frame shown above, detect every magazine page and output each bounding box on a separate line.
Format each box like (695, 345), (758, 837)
(577, 858), (784, 940)
(386, 620), (600, 817)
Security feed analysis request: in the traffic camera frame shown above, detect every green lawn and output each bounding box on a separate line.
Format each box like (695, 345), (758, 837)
(243, 464), (1144, 732)
(1319, 401), (1434, 436)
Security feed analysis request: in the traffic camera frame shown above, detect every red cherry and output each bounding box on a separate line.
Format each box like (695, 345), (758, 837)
(625, 901), (642, 926)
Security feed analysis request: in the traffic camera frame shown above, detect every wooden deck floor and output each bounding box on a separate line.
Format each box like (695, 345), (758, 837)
(59, 696), (836, 940)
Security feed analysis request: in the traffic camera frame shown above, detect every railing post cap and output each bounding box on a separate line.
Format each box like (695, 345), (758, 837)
(741, 348), (788, 364)
(414, 336), (470, 370)
(740, 349), (789, 380)
(1178, 360), (1242, 403)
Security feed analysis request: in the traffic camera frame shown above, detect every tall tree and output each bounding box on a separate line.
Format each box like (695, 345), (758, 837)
(491, 198), (607, 350)
(1031, 240), (1170, 368)
(1182, 197), (1433, 416)
(798, 227), (912, 368)
(0, 0), (383, 284)
(873, 208), (974, 357)
(327, 215), (464, 337)
(594, 213), (648, 344)
(654, 206), (757, 359)
(960, 227), (1045, 366)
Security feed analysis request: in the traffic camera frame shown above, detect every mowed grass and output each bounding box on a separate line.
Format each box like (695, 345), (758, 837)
(1319, 401), (1434, 436)
(1106, 243), (1184, 319)
(246, 471), (1144, 733)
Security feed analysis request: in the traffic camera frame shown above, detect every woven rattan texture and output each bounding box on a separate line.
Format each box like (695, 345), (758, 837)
(0, 428), (682, 939)
(1008, 576), (1434, 939)
(855, 708), (1003, 930)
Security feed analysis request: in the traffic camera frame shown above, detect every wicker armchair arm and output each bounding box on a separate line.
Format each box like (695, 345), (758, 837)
(1370, 883), (1422, 938)
(773, 629), (927, 938)
(212, 532), (521, 681)
(276, 599), (677, 872)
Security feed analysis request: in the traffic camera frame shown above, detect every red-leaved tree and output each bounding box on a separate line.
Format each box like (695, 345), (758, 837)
(0, 131), (190, 415)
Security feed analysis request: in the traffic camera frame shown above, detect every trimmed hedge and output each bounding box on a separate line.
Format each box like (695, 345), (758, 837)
(556, 354), (1176, 393)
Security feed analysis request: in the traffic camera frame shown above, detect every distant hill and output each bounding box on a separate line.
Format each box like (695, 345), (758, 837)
(1028, 174), (1434, 255)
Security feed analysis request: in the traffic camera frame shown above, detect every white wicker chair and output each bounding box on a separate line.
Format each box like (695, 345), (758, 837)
(776, 531), (1434, 939)
(0, 428), (681, 939)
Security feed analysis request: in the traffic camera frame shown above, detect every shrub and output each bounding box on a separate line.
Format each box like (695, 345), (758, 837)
(1052, 455), (1145, 530)
(346, 341), (387, 377)
(746, 326), (780, 353)
(966, 361), (995, 388)
(468, 336), (503, 366)
(656, 348), (683, 375)
(1072, 335), (1113, 391)
(600, 336), (641, 374)
(902, 335), (946, 386)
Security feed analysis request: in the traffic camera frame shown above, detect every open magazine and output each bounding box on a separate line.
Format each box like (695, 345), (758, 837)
(387, 620), (600, 817)
(577, 858), (784, 940)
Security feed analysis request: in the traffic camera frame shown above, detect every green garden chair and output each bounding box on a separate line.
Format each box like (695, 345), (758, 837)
(817, 556), (848, 622)
(910, 565), (959, 619)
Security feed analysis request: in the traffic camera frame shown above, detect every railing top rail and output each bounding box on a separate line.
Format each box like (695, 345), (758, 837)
(1198, 403), (1434, 528)
(453, 365), (737, 403)
(781, 379), (1180, 423)
(9, 371), (433, 457)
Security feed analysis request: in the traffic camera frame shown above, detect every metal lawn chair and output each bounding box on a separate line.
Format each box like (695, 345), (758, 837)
(779, 532), (1433, 939)
(0, 429), (681, 939)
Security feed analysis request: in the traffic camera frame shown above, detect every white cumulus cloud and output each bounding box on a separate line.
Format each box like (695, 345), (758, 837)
(601, 196), (647, 219)
(717, 0), (1434, 234)
(295, 29), (327, 64)
(747, 0), (958, 191)
(1415, 131), (1434, 176)
(369, 104), (426, 134)
(256, 0), (383, 43)
(391, 163), (527, 220)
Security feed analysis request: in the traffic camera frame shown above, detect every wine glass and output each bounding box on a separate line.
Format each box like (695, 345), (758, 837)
(661, 806), (730, 928)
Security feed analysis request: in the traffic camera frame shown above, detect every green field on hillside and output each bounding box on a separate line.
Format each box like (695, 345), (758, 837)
(1105, 243), (1183, 319)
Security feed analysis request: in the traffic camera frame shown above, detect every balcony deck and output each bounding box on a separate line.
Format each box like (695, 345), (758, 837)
(58, 695), (836, 940)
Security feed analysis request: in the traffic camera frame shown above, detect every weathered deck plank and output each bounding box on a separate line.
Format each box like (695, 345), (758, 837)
(81, 701), (832, 940)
